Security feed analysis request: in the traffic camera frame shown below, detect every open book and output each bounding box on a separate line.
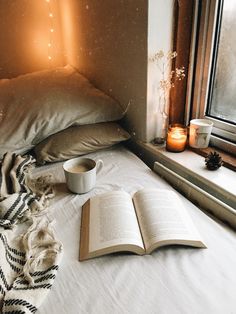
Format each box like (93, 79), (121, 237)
(79, 188), (206, 261)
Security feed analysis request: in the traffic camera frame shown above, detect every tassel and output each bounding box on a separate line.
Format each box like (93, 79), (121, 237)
(20, 216), (63, 285)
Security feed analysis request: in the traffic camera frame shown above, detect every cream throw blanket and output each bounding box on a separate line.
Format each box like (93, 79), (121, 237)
(0, 153), (63, 313)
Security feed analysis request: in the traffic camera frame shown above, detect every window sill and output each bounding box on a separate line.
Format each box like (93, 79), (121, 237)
(190, 146), (236, 172)
(129, 140), (236, 229)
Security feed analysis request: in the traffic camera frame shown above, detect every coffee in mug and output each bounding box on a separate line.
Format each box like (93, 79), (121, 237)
(68, 164), (93, 173)
(63, 157), (103, 194)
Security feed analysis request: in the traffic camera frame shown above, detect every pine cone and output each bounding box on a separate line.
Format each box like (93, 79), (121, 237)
(205, 151), (223, 170)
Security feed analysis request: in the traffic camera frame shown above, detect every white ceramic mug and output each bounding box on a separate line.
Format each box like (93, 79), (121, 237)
(63, 157), (103, 194)
(189, 119), (213, 148)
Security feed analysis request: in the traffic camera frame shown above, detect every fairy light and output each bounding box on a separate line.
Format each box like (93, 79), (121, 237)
(46, 0), (54, 63)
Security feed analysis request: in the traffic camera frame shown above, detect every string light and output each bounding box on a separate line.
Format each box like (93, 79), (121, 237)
(46, 0), (54, 63)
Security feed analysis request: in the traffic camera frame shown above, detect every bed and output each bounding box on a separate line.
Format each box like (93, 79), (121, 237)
(1, 66), (236, 314)
(29, 144), (236, 314)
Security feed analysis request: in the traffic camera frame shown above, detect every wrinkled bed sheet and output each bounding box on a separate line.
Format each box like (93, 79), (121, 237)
(31, 145), (236, 314)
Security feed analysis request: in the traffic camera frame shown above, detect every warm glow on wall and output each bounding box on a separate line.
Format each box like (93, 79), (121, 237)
(0, 0), (64, 78)
(46, 0), (55, 62)
(59, 0), (80, 66)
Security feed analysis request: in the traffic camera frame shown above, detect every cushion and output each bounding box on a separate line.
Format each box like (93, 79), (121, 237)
(34, 122), (130, 165)
(0, 65), (123, 158)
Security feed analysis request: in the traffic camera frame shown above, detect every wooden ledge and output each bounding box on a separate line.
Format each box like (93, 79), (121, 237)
(189, 146), (236, 172)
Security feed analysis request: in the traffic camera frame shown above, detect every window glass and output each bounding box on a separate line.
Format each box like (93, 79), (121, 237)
(207, 0), (236, 124)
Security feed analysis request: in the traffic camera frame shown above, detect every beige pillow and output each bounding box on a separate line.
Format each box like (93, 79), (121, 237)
(0, 65), (123, 158)
(34, 122), (130, 165)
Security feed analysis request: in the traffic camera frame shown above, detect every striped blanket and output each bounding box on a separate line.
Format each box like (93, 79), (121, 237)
(0, 153), (54, 229)
(0, 153), (63, 313)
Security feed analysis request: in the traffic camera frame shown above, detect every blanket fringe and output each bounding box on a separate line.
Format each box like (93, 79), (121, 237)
(20, 216), (62, 285)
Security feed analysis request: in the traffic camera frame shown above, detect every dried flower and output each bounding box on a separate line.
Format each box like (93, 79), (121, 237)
(176, 66), (185, 80)
(149, 50), (185, 91)
(155, 50), (164, 59)
(167, 51), (177, 60)
(149, 50), (185, 114)
(149, 50), (185, 141)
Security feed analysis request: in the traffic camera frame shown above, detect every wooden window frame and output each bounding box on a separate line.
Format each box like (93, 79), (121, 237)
(169, 0), (195, 125)
(171, 0), (236, 164)
(187, 0), (236, 156)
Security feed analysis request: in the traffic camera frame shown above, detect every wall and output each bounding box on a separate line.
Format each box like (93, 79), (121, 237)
(60, 0), (148, 141)
(0, 0), (64, 78)
(0, 0), (174, 142)
(147, 0), (174, 141)
(60, 0), (174, 142)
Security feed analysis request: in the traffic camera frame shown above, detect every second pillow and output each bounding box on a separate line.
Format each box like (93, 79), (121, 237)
(34, 122), (130, 165)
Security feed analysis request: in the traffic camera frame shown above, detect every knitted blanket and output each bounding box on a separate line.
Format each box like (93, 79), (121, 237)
(0, 153), (63, 313)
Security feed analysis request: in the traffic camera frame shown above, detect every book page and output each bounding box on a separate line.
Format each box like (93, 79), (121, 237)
(133, 188), (205, 251)
(89, 191), (144, 253)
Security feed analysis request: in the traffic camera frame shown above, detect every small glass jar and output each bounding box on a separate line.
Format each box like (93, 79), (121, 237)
(166, 124), (187, 152)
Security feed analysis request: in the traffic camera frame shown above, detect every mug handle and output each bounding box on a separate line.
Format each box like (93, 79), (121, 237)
(96, 159), (103, 174)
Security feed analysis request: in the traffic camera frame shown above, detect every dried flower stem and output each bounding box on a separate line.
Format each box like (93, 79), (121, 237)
(150, 51), (185, 111)
(149, 50), (185, 140)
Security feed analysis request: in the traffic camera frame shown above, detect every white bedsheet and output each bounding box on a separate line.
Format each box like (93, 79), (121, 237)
(32, 145), (236, 314)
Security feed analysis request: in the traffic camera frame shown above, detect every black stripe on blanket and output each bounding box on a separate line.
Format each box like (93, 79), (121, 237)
(0, 153), (11, 194)
(30, 264), (58, 277)
(13, 283), (52, 290)
(10, 193), (33, 222)
(16, 156), (34, 187)
(0, 266), (11, 290)
(5, 250), (25, 267)
(34, 273), (56, 284)
(3, 250), (22, 274)
(0, 243), (25, 268)
(14, 265), (59, 286)
(3, 299), (37, 313)
(30, 265), (59, 276)
(2, 192), (35, 227)
(0, 153), (16, 195)
(0, 220), (12, 228)
(2, 194), (22, 220)
(3, 311), (27, 314)
(0, 283), (5, 295)
(0, 234), (26, 257)
(15, 273), (56, 286)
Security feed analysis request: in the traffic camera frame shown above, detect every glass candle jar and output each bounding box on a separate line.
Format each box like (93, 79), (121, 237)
(166, 124), (187, 152)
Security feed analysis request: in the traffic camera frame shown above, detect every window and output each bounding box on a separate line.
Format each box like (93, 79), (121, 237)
(207, 0), (236, 125)
(188, 0), (236, 155)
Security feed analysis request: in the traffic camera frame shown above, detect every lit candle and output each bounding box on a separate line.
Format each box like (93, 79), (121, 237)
(166, 124), (187, 152)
